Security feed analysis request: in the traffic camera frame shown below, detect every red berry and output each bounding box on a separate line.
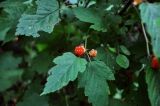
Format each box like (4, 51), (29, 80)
(74, 45), (86, 56)
(89, 49), (97, 57)
(151, 56), (160, 70)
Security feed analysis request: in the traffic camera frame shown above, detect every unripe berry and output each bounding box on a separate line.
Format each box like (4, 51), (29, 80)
(74, 45), (86, 56)
(151, 56), (160, 70)
(89, 49), (97, 57)
(133, 0), (143, 6)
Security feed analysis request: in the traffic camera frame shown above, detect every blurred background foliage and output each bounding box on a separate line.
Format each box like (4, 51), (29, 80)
(0, 0), (160, 106)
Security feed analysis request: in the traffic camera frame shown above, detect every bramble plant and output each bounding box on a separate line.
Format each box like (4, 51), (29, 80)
(0, 0), (160, 106)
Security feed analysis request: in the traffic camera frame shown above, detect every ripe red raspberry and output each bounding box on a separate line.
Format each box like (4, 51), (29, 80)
(151, 56), (160, 70)
(74, 45), (86, 56)
(89, 49), (97, 57)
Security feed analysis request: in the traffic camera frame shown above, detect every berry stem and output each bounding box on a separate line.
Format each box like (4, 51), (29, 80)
(86, 52), (91, 62)
(84, 37), (88, 49)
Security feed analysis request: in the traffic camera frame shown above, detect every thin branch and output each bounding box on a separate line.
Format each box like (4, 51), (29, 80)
(141, 22), (151, 57)
(84, 29), (90, 49)
(84, 36), (88, 49)
(133, 6), (151, 57)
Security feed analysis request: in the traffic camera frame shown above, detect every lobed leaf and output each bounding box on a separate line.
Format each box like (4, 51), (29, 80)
(78, 61), (115, 106)
(16, 0), (60, 37)
(41, 52), (87, 95)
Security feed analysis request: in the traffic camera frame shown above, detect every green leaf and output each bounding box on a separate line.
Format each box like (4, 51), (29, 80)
(30, 52), (53, 74)
(0, 69), (23, 91)
(120, 45), (131, 56)
(139, 3), (160, 57)
(0, 52), (22, 70)
(16, 0), (60, 37)
(146, 68), (160, 106)
(73, 7), (107, 32)
(41, 52), (87, 95)
(116, 54), (129, 69)
(78, 61), (115, 106)
(17, 93), (49, 106)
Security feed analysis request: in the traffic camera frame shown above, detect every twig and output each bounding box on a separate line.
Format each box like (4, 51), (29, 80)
(133, 6), (151, 57)
(84, 29), (90, 49)
(141, 22), (151, 57)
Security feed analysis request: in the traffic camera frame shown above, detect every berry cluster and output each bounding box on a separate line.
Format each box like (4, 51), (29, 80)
(74, 45), (97, 57)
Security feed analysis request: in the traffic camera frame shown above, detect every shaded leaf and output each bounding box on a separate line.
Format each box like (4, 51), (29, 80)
(0, 52), (22, 70)
(0, 0), (27, 41)
(73, 7), (107, 32)
(95, 47), (118, 70)
(30, 52), (53, 74)
(0, 69), (23, 91)
(17, 93), (49, 106)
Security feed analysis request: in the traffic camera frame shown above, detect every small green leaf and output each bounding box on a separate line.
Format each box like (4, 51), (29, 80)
(146, 68), (160, 106)
(120, 45), (131, 56)
(116, 54), (129, 69)
(78, 61), (114, 106)
(16, 0), (60, 37)
(41, 52), (87, 95)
